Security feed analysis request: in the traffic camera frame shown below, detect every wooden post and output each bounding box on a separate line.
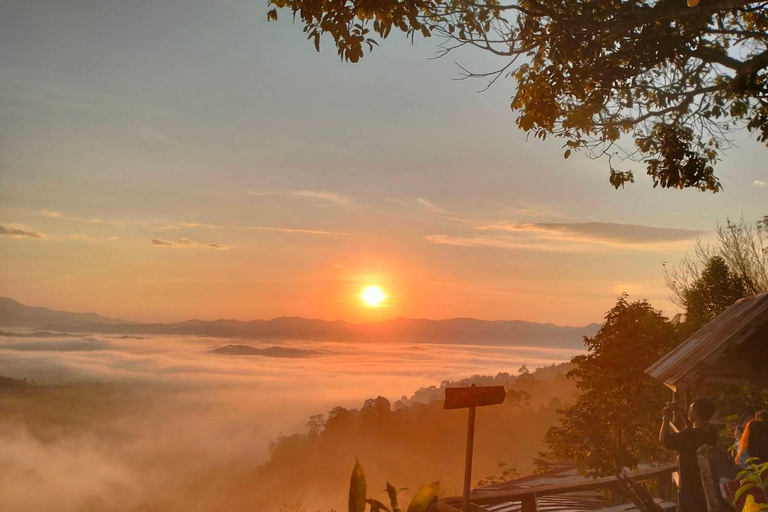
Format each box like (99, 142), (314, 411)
(612, 480), (623, 506)
(658, 471), (672, 501)
(520, 493), (538, 512)
(444, 385), (505, 512)
(463, 405), (476, 512)
(672, 390), (678, 426)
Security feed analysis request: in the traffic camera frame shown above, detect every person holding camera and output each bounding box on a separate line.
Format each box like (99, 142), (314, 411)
(659, 398), (718, 512)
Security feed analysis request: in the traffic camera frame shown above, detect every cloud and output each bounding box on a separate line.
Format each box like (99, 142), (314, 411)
(40, 210), (101, 223)
(151, 238), (230, 250)
(755, 180), (767, 188)
(387, 197), (472, 224)
(425, 234), (542, 250)
(0, 225), (46, 239)
(246, 227), (348, 236)
(426, 222), (703, 253)
(70, 233), (96, 241)
(107, 236), (120, 241)
(158, 222), (225, 231)
(388, 197), (452, 215)
(478, 222), (703, 244)
(248, 189), (351, 206)
(138, 128), (182, 145)
(506, 200), (569, 221)
(0, 330), (581, 512)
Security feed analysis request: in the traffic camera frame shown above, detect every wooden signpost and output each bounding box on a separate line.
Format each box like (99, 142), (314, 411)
(444, 384), (506, 512)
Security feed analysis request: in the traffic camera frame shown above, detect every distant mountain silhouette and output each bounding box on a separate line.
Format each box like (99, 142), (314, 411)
(0, 297), (599, 349)
(209, 344), (321, 358)
(0, 297), (130, 328)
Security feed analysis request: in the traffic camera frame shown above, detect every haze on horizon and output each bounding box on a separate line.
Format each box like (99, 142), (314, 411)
(1, 0), (766, 326)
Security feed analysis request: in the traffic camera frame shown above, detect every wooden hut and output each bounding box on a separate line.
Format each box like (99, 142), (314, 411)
(645, 292), (768, 397)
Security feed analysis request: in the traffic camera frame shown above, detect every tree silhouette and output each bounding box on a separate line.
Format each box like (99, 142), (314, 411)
(268, 0), (768, 191)
(540, 295), (677, 477)
(684, 255), (747, 327)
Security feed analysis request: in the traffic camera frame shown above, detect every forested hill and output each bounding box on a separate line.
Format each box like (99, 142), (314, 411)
(189, 363), (578, 511)
(1, 297), (599, 348)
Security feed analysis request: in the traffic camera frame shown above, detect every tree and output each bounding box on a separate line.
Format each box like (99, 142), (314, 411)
(683, 255), (747, 326)
(664, 214), (768, 314)
(716, 215), (768, 295)
(539, 295), (678, 477)
(267, 0), (768, 191)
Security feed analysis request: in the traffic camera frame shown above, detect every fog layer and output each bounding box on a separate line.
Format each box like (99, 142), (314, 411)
(0, 332), (579, 511)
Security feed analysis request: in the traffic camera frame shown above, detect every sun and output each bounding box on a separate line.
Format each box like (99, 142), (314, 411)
(361, 286), (386, 307)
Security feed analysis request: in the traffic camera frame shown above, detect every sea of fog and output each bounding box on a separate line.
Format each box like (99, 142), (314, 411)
(0, 331), (579, 511)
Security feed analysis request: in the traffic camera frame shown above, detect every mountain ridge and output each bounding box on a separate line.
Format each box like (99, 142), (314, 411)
(0, 297), (599, 348)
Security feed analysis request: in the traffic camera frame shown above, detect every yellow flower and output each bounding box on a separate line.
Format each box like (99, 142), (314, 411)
(741, 495), (768, 512)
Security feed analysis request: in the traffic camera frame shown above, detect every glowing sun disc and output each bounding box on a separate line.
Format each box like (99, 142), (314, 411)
(361, 286), (385, 307)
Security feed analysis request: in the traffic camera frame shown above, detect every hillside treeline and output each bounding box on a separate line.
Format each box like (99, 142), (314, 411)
(211, 364), (577, 511)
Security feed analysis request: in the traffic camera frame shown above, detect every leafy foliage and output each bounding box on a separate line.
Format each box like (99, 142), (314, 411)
(664, 214), (768, 328)
(267, 0), (768, 191)
(346, 462), (439, 512)
(684, 255), (748, 327)
(476, 461), (519, 486)
(539, 295), (679, 477)
(734, 459), (768, 508)
(350, 459), (368, 512)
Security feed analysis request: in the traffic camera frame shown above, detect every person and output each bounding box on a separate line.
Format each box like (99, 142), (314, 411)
(660, 398), (718, 512)
(735, 419), (768, 467)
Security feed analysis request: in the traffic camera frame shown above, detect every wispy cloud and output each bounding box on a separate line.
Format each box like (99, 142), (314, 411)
(138, 128), (182, 146)
(506, 200), (569, 221)
(151, 238), (230, 250)
(157, 222), (225, 231)
(425, 234), (542, 251)
(0, 225), (46, 239)
(755, 180), (767, 188)
(477, 222), (703, 245)
(248, 189), (352, 206)
(388, 197), (452, 215)
(70, 233), (96, 241)
(40, 210), (101, 223)
(387, 197), (474, 224)
(246, 227), (347, 236)
(426, 222), (703, 253)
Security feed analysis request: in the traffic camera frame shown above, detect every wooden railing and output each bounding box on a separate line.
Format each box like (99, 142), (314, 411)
(435, 463), (679, 512)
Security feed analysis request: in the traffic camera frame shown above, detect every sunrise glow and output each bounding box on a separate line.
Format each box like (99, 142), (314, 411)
(361, 286), (386, 307)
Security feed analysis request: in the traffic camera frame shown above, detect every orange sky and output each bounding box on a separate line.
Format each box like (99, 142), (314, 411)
(1, 0), (766, 326)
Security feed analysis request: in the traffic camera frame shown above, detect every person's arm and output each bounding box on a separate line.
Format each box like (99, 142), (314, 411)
(660, 418), (676, 449)
(660, 404), (681, 450)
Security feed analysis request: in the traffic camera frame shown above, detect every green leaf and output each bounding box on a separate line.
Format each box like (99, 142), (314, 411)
(742, 475), (762, 486)
(735, 482), (758, 504)
(386, 482), (400, 511)
(367, 498), (392, 512)
(406, 482), (439, 512)
(349, 459), (367, 512)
